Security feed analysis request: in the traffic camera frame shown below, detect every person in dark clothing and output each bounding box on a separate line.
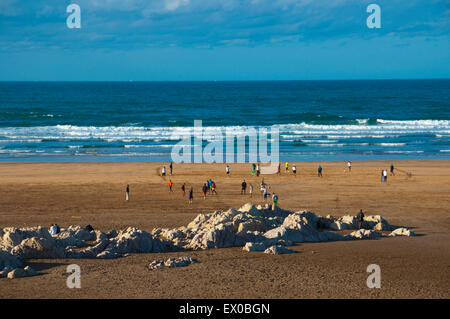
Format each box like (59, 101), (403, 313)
(318, 165), (323, 177)
(241, 180), (247, 195)
(169, 162), (173, 175)
(202, 183), (208, 199)
(390, 164), (395, 176)
(181, 183), (186, 196)
(126, 184), (130, 201)
(357, 209), (365, 229)
(188, 188), (193, 203)
(85, 224), (94, 232)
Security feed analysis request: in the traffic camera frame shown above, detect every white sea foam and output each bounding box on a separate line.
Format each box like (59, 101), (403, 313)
(377, 143), (406, 146)
(0, 120), (448, 158)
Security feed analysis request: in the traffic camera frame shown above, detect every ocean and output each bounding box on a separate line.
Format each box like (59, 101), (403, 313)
(0, 80), (449, 162)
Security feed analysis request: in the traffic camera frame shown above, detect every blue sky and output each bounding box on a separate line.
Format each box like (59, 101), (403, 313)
(0, 0), (449, 80)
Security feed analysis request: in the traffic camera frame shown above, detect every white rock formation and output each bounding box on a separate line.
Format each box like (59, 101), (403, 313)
(346, 229), (383, 240)
(243, 242), (266, 252)
(389, 228), (416, 237)
(148, 256), (198, 270)
(0, 203), (415, 279)
(264, 245), (295, 255)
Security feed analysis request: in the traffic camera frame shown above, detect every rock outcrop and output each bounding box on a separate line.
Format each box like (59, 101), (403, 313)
(389, 228), (416, 237)
(148, 256), (198, 270)
(243, 242), (266, 252)
(0, 203), (416, 279)
(264, 245), (295, 255)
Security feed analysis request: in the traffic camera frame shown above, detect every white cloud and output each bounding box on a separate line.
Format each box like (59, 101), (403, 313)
(165, 0), (190, 12)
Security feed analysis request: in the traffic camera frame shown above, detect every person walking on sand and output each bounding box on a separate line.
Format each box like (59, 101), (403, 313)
(263, 186), (268, 201)
(202, 183), (208, 199)
(390, 164), (395, 176)
(241, 180), (247, 195)
(252, 163), (256, 175)
(208, 178), (213, 194)
(249, 184), (253, 198)
(256, 163), (260, 176)
(357, 209), (365, 229)
(226, 165), (230, 176)
(161, 166), (166, 177)
(383, 169), (388, 182)
(211, 181), (217, 195)
(318, 165), (323, 177)
(168, 180), (174, 192)
(285, 162), (289, 172)
(277, 163), (281, 175)
(381, 170), (384, 182)
(181, 183), (186, 196)
(188, 187), (193, 203)
(169, 162), (173, 175)
(126, 184), (130, 201)
(292, 164), (297, 176)
(347, 161), (352, 172)
(272, 193), (279, 208)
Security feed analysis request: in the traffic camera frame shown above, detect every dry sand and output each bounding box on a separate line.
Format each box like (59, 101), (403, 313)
(0, 160), (449, 298)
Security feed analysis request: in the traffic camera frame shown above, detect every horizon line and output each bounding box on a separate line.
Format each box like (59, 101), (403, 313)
(1, 78), (450, 83)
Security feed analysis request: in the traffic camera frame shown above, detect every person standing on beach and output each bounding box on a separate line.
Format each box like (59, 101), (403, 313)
(241, 180), (247, 195)
(168, 180), (174, 192)
(202, 183), (208, 199)
(347, 161), (352, 172)
(188, 188), (193, 203)
(256, 163), (260, 176)
(277, 163), (281, 175)
(390, 164), (395, 176)
(252, 163), (256, 175)
(292, 164), (297, 176)
(318, 165), (323, 177)
(357, 209), (365, 229)
(249, 184), (253, 198)
(126, 184), (130, 201)
(226, 165), (230, 176)
(381, 170), (384, 182)
(211, 181), (217, 195)
(383, 169), (388, 182)
(162, 166), (166, 176)
(181, 183), (186, 196)
(272, 193), (278, 208)
(208, 179), (213, 194)
(169, 162), (173, 175)
(263, 186), (268, 201)
(285, 162), (289, 172)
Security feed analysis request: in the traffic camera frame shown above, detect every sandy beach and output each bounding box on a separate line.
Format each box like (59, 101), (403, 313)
(0, 160), (449, 298)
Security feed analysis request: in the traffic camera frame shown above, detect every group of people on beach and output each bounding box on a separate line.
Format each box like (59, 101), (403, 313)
(125, 161), (399, 204)
(381, 164), (395, 182)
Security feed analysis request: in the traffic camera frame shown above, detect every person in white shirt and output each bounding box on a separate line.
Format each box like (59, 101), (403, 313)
(347, 161), (352, 172)
(226, 165), (230, 176)
(292, 164), (297, 176)
(272, 193), (278, 207)
(263, 186), (268, 201)
(161, 166), (166, 176)
(383, 169), (388, 182)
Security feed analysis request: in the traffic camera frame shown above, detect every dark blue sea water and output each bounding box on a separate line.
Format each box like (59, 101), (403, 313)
(0, 80), (449, 162)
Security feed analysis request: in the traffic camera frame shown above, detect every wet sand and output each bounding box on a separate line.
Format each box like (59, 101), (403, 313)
(0, 160), (449, 298)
